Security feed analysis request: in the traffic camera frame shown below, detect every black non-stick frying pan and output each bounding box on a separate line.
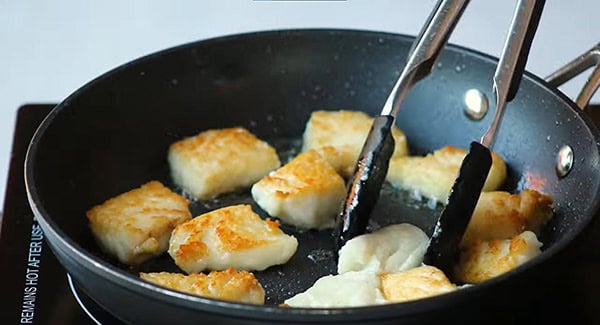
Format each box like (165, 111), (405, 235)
(25, 30), (600, 324)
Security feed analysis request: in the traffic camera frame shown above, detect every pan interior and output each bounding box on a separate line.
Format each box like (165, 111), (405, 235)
(135, 136), (445, 304)
(27, 30), (600, 307)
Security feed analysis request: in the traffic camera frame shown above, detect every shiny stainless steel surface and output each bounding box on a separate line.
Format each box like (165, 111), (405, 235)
(481, 0), (545, 148)
(463, 88), (489, 120)
(556, 144), (574, 178)
(546, 44), (600, 109)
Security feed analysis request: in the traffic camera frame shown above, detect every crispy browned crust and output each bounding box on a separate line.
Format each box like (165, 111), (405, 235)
(461, 189), (553, 247)
(168, 127), (280, 199)
(140, 269), (265, 304)
(454, 231), (542, 284)
(380, 265), (456, 303)
(251, 150), (346, 229)
(255, 150), (344, 198)
(172, 205), (281, 261)
(169, 127), (273, 163)
(302, 110), (409, 177)
(86, 181), (191, 265)
(169, 204), (297, 273)
(387, 146), (507, 203)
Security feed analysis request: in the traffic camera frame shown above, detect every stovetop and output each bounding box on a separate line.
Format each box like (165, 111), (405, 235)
(1, 104), (600, 324)
(0, 105), (120, 324)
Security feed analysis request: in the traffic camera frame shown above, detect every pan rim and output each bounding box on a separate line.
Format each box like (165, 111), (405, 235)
(24, 28), (600, 321)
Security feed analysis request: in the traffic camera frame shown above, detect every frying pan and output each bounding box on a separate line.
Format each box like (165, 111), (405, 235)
(25, 29), (600, 324)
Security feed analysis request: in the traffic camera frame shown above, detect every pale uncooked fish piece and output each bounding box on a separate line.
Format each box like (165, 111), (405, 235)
(284, 271), (386, 308)
(338, 224), (430, 274)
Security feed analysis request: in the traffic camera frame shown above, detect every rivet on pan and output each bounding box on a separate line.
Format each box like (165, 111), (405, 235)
(463, 89), (488, 120)
(556, 145), (574, 178)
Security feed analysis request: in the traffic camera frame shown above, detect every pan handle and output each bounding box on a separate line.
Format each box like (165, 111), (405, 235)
(546, 43), (600, 110)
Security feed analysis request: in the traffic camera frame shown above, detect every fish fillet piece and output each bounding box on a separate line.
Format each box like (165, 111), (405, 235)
(461, 189), (553, 247)
(168, 204), (298, 273)
(251, 150), (346, 229)
(454, 231), (542, 284)
(337, 224), (429, 274)
(386, 146), (507, 203)
(284, 271), (386, 308)
(140, 269), (265, 304)
(302, 110), (409, 178)
(380, 265), (456, 303)
(86, 181), (191, 265)
(168, 127), (280, 200)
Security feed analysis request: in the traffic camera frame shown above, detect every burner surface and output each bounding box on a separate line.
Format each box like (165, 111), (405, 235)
(67, 274), (122, 324)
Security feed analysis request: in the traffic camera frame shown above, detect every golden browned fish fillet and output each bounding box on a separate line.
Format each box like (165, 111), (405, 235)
(461, 189), (553, 247)
(251, 150), (346, 229)
(380, 265), (456, 303)
(168, 127), (280, 200)
(168, 204), (298, 273)
(386, 146), (507, 203)
(454, 231), (542, 284)
(86, 181), (191, 265)
(302, 110), (409, 178)
(140, 269), (265, 304)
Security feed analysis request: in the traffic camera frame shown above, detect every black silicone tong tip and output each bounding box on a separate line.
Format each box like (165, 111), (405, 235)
(332, 0), (470, 253)
(333, 116), (395, 252)
(423, 142), (491, 272)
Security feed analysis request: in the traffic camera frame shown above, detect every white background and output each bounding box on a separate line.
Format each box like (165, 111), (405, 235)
(1, 0), (598, 208)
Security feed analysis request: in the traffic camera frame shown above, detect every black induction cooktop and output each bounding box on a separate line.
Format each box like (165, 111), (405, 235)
(1, 104), (600, 324)
(0, 105), (120, 324)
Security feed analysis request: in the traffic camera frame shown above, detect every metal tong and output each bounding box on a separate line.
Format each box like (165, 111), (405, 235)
(424, 0), (546, 276)
(334, 0), (546, 272)
(333, 0), (471, 251)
